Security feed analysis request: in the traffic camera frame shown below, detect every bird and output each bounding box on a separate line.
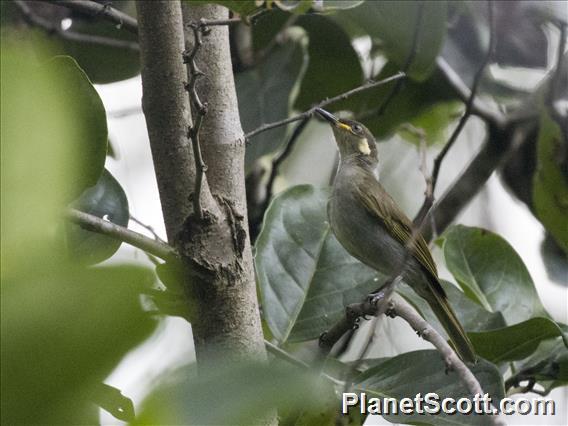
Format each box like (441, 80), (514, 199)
(315, 107), (476, 363)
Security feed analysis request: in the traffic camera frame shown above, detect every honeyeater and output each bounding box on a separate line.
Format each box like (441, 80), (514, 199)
(316, 107), (476, 363)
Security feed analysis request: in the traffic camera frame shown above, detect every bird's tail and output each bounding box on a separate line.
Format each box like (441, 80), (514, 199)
(426, 289), (477, 364)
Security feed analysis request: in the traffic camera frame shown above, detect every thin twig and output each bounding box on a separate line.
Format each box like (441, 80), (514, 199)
(262, 117), (310, 207)
(14, 0), (139, 51)
(388, 295), (504, 426)
(413, 0), (495, 227)
(129, 214), (166, 243)
(66, 208), (179, 262)
(51, 0), (138, 34)
(183, 24), (209, 219)
(245, 72), (406, 141)
(374, 2), (425, 118)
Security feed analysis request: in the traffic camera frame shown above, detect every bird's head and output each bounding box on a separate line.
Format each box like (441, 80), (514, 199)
(315, 108), (378, 168)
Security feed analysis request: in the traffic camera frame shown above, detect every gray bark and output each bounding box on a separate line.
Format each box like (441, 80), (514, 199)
(136, 1), (267, 367)
(136, 1), (194, 240)
(180, 2), (267, 365)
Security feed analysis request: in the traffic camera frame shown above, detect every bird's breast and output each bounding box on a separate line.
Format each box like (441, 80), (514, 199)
(328, 185), (404, 275)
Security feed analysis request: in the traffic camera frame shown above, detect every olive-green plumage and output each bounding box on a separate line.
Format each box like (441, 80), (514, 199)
(316, 108), (476, 363)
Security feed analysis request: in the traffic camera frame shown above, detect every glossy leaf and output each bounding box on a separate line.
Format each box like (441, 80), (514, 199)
(334, 1), (448, 81)
(66, 169), (130, 265)
(255, 185), (382, 343)
(443, 225), (549, 324)
(239, 27), (309, 168)
(468, 318), (568, 364)
(355, 350), (504, 425)
(533, 110), (568, 253)
(92, 383), (135, 422)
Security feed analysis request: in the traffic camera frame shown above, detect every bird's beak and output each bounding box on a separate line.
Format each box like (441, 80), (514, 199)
(315, 108), (351, 132)
(315, 107), (339, 125)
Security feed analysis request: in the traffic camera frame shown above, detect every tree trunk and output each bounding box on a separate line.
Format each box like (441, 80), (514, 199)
(136, 1), (267, 366)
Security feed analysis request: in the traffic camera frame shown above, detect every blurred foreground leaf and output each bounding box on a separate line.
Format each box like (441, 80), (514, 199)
(136, 361), (329, 425)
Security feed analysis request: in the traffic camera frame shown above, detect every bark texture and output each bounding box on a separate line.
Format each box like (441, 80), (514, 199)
(137, 1), (267, 367)
(136, 1), (194, 240)
(180, 3), (266, 364)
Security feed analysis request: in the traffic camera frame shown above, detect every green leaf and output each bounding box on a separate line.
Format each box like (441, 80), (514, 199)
(355, 350), (504, 425)
(532, 110), (568, 253)
(238, 27), (309, 168)
(397, 280), (506, 337)
(255, 185), (383, 343)
(136, 361), (330, 425)
(1, 42), (105, 275)
(66, 169), (129, 265)
(512, 338), (568, 394)
(43, 56), (108, 198)
(334, 1), (448, 81)
(1, 265), (157, 423)
(469, 318), (568, 364)
(357, 63), (458, 142)
(443, 225), (549, 324)
(252, 12), (364, 112)
(294, 15), (364, 111)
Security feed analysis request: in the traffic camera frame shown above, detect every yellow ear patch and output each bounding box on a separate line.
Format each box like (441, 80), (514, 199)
(357, 138), (371, 155)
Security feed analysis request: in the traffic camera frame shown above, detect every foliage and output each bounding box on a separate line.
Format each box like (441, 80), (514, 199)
(2, 0), (567, 425)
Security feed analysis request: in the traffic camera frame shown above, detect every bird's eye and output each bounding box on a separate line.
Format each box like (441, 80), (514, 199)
(351, 124), (362, 134)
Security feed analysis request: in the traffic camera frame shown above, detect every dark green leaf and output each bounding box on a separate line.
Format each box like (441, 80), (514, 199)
(239, 27), (309, 168)
(469, 318), (568, 363)
(355, 350), (504, 425)
(208, 0), (261, 15)
(533, 110), (568, 253)
(357, 63), (458, 142)
(294, 15), (364, 111)
(57, 2), (139, 84)
(512, 338), (568, 394)
(255, 185), (383, 343)
(66, 169), (129, 265)
(443, 225), (549, 324)
(334, 1), (448, 81)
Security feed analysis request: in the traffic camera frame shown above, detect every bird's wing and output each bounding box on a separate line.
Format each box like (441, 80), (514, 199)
(354, 175), (439, 281)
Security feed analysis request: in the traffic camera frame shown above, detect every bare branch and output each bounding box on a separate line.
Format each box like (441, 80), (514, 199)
(14, 0), (139, 50)
(245, 72), (406, 141)
(388, 295), (504, 426)
(413, 0), (495, 228)
(66, 208), (179, 262)
(129, 214), (166, 243)
(51, 0), (138, 34)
